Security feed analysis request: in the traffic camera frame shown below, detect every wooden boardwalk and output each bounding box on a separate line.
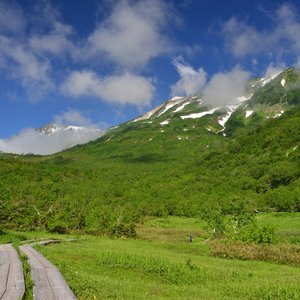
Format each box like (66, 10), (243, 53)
(19, 244), (76, 300)
(0, 244), (25, 300)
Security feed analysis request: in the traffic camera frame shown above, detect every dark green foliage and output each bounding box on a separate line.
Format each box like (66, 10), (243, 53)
(238, 223), (277, 244)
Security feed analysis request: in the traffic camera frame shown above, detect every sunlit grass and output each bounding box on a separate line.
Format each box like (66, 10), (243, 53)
(32, 213), (300, 299)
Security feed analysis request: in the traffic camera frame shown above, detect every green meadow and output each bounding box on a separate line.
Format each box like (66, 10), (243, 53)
(9, 213), (294, 300)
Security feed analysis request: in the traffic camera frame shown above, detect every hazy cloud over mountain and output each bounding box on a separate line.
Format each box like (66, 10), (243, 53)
(0, 126), (103, 155)
(202, 67), (250, 107)
(171, 58), (207, 96)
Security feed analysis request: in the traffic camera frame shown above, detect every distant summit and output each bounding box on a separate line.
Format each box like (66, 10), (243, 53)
(0, 123), (103, 155)
(37, 123), (101, 135)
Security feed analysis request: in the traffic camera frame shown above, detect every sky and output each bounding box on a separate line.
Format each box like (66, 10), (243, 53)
(1, 0), (300, 141)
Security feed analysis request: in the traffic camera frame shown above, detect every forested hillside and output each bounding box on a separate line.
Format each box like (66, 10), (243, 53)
(0, 69), (300, 235)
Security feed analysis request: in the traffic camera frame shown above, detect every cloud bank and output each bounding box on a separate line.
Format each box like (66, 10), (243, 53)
(0, 126), (103, 155)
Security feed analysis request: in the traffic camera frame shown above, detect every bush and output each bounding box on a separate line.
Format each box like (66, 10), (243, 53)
(238, 223), (277, 244)
(110, 221), (136, 238)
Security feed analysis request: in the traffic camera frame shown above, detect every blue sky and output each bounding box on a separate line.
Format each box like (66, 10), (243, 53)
(1, 0), (300, 138)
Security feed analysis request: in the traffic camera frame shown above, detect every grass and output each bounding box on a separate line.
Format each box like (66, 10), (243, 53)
(1, 213), (300, 299)
(36, 237), (300, 299)
(136, 216), (205, 243)
(19, 252), (33, 300)
(30, 213), (300, 300)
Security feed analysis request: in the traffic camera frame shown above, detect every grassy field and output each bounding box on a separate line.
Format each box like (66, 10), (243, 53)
(29, 213), (300, 300)
(1, 213), (299, 299)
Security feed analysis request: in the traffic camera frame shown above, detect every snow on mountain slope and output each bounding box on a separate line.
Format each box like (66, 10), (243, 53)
(174, 101), (191, 112)
(132, 104), (164, 122)
(156, 96), (186, 117)
(181, 107), (220, 120)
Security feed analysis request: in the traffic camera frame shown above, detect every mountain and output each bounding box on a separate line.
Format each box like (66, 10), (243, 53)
(123, 67), (300, 137)
(0, 67), (299, 234)
(0, 123), (103, 155)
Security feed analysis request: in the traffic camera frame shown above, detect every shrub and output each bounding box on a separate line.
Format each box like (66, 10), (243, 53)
(238, 223), (277, 244)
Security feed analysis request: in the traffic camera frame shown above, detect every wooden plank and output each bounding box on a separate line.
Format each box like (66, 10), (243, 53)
(19, 245), (76, 300)
(0, 265), (9, 292)
(0, 244), (25, 300)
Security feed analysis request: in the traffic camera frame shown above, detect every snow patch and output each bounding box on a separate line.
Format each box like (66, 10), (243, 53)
(177, 136), (188, 140)
(174, 101), (191, 113)
(245, 110), (254, 118)
(160, 119), (170, 125)
(157, 99), (185, 117)
(281, 79), (286, 87)
(273, 110), (284, 118)
(132, 104), (164, 122)
(180, 107), (219, 120)
(218, 105), (236, 128)
(171, 96), (185, 102)
(217, 95), (252, 130)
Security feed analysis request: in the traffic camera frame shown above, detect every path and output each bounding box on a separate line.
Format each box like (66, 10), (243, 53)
(19, 244), (76, 300)
(0, 244), (25, 300)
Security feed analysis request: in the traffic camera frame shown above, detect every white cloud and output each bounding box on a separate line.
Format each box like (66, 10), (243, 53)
(0, 1), (78, 98)
(0, 35), (52, 95)
(222, 17), (265, 58)
(0, 1), (26, 33)
(54, 109), (92, 126)
(171, 58), (207, 96)
(61, 70), (154, 105)
(29, 2), (76, 58)
(87, 0), (171, 68)
(61, 70), (100, 98)
(29, 33), (74, 57)
(0, 127), (103, 155)
(222, 3), (300, 64)
(202, 67), (250, 107)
